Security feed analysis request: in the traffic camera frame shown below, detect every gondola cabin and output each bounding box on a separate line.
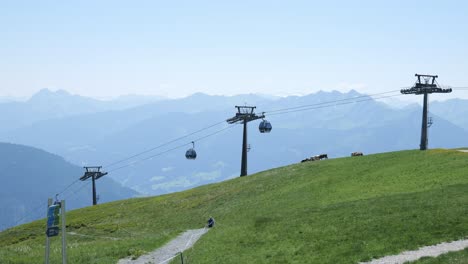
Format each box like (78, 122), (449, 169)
(185, 148), (197, 159)
(259, 120), (272, 133)
(185, 141), (197, 159)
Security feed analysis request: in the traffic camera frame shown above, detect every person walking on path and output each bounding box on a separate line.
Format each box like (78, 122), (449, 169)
(207, 217), (215, 228)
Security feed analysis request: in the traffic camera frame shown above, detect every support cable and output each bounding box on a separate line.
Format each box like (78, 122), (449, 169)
(266, 93), (405, 116)
(0, 178), (83, 231)
(107, 124), (238, 173)
(1, 123), (234, 230)
(104, 120), (227, 169)
(57, 179), (81, 197)
(263, 90), (401, 114)
(101, 89), (405, 171)
(0, 202), (45, 232)
(63, 180), (92, 205)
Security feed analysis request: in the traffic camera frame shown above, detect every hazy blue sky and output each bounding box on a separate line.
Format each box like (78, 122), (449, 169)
(1, 0), (467, 99)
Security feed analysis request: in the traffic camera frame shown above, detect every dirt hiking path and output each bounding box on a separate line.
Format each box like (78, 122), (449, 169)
(117, 228), (208, 264)
(360, 239), (468, 264)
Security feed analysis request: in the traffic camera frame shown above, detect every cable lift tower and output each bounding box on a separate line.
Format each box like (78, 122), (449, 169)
(227, 106), (269, 177)
(80, 166), (108, 205)
(401, 74), (452, 150)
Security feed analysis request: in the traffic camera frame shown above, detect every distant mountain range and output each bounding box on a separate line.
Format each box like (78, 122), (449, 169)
(431, 98), (468, 131)
(0, 143), (137, 230)
(0, 88), (165, 133)
(0, 89), (467, 198)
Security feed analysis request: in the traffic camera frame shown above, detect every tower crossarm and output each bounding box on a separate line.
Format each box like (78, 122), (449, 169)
(401, 74), (452, 95)
(401, 87), (452, 95)
(227, 106), (264, 124)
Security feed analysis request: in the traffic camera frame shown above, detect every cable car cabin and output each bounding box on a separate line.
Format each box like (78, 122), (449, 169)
(185, 148), (197, 159)
(259, 120), (272, 133)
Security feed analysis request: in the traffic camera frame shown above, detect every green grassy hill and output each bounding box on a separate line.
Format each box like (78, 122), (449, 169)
(0, 149), (467, 263)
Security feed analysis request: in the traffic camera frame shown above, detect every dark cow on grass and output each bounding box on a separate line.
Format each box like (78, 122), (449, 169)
(318, 154), (328, 159)
(301, 154), (328, 163)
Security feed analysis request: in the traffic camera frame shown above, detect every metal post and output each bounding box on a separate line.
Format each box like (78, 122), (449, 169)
(81, 166), (107, 206)
(241, 118), (248, 176)
(180, 252), (184, 264)
(401, 74), (451, 151)
(420, 92), (428, 150)
(61, 200), (67, 264)
(45, 198), (52, 264)
(92, 175), (97, 206)
(226, 106), (264, 177)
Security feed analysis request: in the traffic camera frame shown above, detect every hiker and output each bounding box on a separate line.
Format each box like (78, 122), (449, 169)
(207, 217), (215, 228)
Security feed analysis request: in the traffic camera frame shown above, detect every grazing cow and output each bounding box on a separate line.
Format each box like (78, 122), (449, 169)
(351, 152), (363, 157)
(301, 154), (328, 163)
(319, 154), (328, 159)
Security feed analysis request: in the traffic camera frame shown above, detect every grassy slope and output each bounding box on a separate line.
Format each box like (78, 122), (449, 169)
(0, 149), (467, 264)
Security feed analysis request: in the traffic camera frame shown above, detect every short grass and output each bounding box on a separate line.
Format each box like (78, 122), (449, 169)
(0, 149), (467, 263)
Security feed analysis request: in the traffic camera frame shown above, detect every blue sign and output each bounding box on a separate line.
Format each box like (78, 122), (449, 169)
(46, 226), (60, 237)
(46, 204), (61, 236)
